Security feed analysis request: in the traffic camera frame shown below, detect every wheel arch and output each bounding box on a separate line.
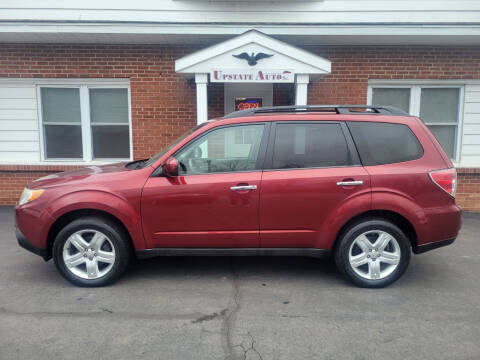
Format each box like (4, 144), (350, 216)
(45, 208), (135, 260)
(332, 210), (418, 254)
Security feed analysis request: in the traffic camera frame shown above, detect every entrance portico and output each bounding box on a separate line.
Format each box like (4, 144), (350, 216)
(175, 30), (331, 123)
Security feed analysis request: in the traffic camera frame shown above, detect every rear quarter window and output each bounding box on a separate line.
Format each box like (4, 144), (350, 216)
(347, 121), (423, 166)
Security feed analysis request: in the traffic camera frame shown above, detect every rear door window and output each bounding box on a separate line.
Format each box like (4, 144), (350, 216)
(271, 123), (352, 169)
(347, 122), (423, 166)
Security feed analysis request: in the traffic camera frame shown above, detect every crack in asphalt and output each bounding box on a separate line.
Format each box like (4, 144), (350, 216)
(219, 259), (264, 360)
(244, 332), (264, 360)
(188, 258), (263, 359)
(222, 257), (242, 360)
(227, 332), (264, 360)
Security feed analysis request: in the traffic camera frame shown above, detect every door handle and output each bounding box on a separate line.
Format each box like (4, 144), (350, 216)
(230, 185), (257, 191)
(336, 180), (363, 186)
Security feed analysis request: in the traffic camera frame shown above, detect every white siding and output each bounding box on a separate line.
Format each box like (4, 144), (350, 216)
(461, 85), (480, 167)
(0, 83), (40, 163)
(1, 0), (480, 24)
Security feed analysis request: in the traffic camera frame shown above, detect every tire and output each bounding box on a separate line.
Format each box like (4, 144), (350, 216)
(334, 219), (411, 288)
(53, 216), (131, 287)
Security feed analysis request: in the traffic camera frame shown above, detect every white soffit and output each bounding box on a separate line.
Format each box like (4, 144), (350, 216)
(175, 30), (331, 76)
(1, 23), (480, 45)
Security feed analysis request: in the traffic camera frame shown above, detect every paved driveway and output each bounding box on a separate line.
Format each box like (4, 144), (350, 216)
(0, 206), (479, 360)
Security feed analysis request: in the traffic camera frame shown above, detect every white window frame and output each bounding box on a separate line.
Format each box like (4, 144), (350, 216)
(36, 80), (132, 164)
(367, 81), (464, 164)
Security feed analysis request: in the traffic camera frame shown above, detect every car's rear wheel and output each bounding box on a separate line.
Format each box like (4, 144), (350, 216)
(334, 219), (411, 288)
(53, 217), (131, 287)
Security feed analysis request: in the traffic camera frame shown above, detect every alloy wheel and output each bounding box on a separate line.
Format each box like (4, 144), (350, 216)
(348, 230), (401, 280)
(62, 229), (116, 280)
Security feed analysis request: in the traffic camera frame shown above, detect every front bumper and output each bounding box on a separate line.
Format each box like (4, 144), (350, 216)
(16, 227), (49, 261)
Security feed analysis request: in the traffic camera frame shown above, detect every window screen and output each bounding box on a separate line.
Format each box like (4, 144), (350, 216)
(348, 122), (423, 166)
(90, 89), (130, 159)
(371, 88), (410, 113)
(420, 88), (460, 159)
(41, 88), (83, 159)
(272, 123), (351, 169)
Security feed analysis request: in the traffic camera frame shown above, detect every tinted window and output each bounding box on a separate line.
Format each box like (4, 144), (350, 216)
(348, 122), (423, 166)
(176, 124), (264, 174)
(272, 123), (351, 169)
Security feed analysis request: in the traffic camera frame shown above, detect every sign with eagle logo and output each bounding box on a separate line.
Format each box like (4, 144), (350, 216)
(209, 51), (295, 83)
(210, 69), (294, 83)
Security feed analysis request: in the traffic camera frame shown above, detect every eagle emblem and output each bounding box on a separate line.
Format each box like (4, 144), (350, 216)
(232, 52), (273, 66)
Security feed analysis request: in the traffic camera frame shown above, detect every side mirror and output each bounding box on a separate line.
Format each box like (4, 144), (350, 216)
(161, 157), (179, 177)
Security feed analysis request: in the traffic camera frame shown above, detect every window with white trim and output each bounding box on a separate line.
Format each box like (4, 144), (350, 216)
(39, 85), (131, 161)
(368, 84), (463, 161)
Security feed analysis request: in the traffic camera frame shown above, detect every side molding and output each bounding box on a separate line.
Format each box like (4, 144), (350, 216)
(136, 248), (330, 259)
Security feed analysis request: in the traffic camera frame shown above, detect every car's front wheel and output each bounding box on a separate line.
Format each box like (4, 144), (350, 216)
(53, 217), (131, 287)
(334, 219), (411, 288)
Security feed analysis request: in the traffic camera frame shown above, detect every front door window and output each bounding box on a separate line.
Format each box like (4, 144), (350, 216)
(176, 124), (265, 174)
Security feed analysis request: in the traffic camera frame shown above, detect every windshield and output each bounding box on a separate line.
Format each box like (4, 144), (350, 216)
(143, 123), (208, 167)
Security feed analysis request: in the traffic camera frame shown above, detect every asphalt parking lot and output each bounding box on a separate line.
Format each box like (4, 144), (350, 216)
(0, 206), (479, 360)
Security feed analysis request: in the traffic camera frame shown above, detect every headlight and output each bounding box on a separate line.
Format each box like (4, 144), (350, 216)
(18, 188), (44, 206)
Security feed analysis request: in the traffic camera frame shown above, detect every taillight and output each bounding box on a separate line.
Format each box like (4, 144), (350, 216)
(429, 168), (457, 197)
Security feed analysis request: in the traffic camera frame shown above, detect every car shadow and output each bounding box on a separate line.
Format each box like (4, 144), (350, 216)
(121, 255), (343, 284)
(117, 253), (456, 291)
(14, 251), (447, 291)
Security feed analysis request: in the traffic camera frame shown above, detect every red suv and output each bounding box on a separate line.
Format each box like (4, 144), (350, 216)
(15, 105), (461, 288)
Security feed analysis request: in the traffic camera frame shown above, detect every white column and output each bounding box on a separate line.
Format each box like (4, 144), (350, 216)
(195, 73), (208, 124)
(295, 74), (309, 106)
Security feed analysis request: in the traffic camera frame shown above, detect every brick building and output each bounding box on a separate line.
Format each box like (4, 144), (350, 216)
(1, 1), (480, 210)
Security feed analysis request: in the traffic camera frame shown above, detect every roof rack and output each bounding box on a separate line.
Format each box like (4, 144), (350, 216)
(223, 105), (410, 118)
